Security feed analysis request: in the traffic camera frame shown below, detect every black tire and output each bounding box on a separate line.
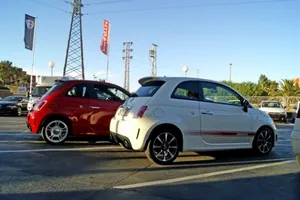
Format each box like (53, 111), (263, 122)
(252, 127), (274, 155)
(145, 128), (180, 165)
(15, 107), (22, 116)
(282, 116), (287, 123)
(41, 119), (70, 145)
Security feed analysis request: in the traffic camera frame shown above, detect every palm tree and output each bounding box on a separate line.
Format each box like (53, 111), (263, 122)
(279, 79), (300, 96)
(279, 79), (300, 110)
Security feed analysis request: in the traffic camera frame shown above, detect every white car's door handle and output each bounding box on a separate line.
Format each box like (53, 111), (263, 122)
(90, 106), (101, 109)
(201, 111), (213, 115)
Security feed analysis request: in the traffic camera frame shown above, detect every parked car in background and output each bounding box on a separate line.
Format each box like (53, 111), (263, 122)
(292, 102), (300, 123)
(110, 76), (277, 165)
(27, 75), (64, 112)
(0, 95), (28, 116)
(259, 101), (287, 122)
(228, 99), (242, 105)
(26, 79), (131, 144)
(291, 106), (300, 166)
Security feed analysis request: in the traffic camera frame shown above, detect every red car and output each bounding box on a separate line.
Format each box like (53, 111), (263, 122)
(26, 79), (131, 144)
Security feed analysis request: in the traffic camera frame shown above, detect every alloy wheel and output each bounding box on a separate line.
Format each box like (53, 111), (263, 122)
(44, 120), (69, 144)
(17, 107), (22, 116)
(256, 129), (273, 154)
(152, 132), (179, 163)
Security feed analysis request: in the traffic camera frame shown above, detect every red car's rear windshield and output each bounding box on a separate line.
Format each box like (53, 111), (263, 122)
(42, 81), (65, 98)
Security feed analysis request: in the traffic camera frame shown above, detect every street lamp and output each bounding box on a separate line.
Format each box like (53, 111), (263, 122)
(49, 61), (55, 76)
(229, 63), (232, 82)
(183, 66), (189, 77)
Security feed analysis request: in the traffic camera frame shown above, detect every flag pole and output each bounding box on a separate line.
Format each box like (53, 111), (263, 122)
(29, 17), (37, 95)
(106, 23), (111, 82)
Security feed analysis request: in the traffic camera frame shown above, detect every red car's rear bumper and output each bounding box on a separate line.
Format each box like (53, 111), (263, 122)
(26, 111), (43, 133)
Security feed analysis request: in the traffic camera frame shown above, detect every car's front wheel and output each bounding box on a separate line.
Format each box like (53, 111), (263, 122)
(282, 116), (287, 123)
(41, 119), (70, 145)
(253, 127), (274, 155)
(145, 129), (180, 165)
(15, 107), (22, 116)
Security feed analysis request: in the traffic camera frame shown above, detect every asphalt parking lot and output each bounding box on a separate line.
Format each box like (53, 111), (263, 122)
(0, 116), (299, 200)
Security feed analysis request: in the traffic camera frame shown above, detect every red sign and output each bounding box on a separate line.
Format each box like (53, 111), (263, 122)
(100, 20), (110, 55)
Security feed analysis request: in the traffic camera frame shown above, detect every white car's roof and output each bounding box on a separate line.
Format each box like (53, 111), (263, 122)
(138, 76), (226, 86)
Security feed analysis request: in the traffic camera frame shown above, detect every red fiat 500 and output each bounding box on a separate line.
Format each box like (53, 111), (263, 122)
(26, 79), (131, 144)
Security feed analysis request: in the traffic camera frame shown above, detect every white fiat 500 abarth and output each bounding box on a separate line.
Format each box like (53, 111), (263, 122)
(110, 77), (277, 165)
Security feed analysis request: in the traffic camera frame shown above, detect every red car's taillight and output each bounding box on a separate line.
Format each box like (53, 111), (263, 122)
(33, 100), (47, 111)
(134, 106), (148, 119)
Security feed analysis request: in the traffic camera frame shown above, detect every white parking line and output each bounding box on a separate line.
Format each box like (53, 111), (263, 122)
(0, 133), (33, 136)
(0, 146), (122, 153)
(114, 160), (295, 189)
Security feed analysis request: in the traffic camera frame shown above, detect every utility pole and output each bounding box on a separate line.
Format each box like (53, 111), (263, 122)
(149, 44), (158, 76)
(196, 69), (200, 78)
(123, 42), (133, 91)
(229, 63), (232, 82)
(63, 0), (85, 80)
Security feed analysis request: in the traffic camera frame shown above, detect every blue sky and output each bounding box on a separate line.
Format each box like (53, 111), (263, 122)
(1, 0), (300, 91)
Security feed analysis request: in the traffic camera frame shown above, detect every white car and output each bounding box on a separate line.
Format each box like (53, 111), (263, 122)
(259, 101), (287, 122)
(110, 77), (278, 165)
(291, 108), (300, 166)
(27, 86), (52, 112)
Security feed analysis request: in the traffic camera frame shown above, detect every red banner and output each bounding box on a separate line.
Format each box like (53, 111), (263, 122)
(100, 20), (110, 55)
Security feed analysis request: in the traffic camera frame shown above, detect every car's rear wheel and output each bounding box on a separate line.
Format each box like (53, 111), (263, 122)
(42, 119), (69, 145)
(253, 127), (274, 155)
(145, 130), (180, 165)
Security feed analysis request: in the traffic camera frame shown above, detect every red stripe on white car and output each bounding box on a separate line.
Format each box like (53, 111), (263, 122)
(187, 131), (256, 136)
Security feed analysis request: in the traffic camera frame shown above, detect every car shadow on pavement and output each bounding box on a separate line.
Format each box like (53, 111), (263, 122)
(1, 172), (300, 200)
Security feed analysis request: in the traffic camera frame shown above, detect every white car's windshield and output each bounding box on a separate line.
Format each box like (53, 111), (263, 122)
(32, 86), (52, 97)
(262, 102), (282, 108)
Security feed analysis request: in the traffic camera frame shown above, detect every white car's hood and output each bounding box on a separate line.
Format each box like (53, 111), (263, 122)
(259, 107), (286, 113)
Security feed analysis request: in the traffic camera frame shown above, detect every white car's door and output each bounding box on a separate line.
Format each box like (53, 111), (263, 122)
(199, 81), (253, 145)
(168, 81), (201, 150)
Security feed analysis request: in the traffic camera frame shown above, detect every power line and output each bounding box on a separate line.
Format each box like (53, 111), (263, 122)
(57, 0), (72, 3)
(25, 0), (72, 14)
(85, 0), (133, 6)
(84, 0), (298, 15)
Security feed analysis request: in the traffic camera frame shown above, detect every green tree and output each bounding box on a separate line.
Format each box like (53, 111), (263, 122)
(0, 61), (29, 85)
(279, 79), (300, 96)
(257, 74), (279, 96)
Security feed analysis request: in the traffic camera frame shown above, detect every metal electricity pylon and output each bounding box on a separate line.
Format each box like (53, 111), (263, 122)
(149, 43), (157, 76)
(122, 42), (133, 91)
(63, 0), (85, 79)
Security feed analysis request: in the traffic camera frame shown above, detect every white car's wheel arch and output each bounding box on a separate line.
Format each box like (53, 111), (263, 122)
(143, 122), (185, 152)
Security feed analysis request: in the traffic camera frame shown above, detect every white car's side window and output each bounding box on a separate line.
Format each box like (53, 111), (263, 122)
(201, 82), (242, 106)
(171, 81), (199, 101)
